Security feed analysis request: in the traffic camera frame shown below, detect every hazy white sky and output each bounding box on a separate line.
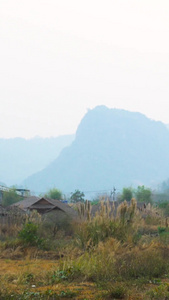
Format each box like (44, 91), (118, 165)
(1, 0), (169, 138)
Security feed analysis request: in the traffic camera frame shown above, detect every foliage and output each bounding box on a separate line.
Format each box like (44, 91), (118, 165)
(158, 201), (169, 216)
(41, 211), (73, 238)
(44, 188), (62, 200)
(2, 189), (21, 207)
(135, 185), (152, 204)
(70, 189), (85, 203)
(158, 226), (169, 244)
(147, 283), (169, 299)
(158, 226), (167, 234)
(121, 187), (133, 202)
(90, 199), (100, 205)
(18, 222), (44, 247)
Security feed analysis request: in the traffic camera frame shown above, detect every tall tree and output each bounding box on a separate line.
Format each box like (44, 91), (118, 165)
(70, 190), (85, 203)
(2, 189), (21, 207)
(135, 185), (152, 204)
(121, 187), (133, 202)
(45, 188), (62, 200)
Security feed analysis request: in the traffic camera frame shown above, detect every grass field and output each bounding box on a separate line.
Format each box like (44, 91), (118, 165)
(1, 258), (169, 299)
(1, 199), (169, 299)
(0, 259), (100, 299)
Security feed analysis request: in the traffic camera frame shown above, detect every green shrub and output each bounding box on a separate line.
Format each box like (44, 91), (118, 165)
(19, 222), (44, 247)
(158, 226), (166, 234)
(158, 201), (169, 217)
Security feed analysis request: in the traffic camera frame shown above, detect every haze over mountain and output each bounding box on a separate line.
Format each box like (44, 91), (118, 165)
(23, 106), (169, 195)
(0, 135), (74, 186)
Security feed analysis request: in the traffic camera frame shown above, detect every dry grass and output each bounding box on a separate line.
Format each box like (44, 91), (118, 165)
(1, 199), (169, 299)
(0, 259), (102, 299)
(1, 257), (169, 299)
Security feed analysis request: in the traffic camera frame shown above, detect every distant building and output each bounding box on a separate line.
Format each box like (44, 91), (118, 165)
(0, 185), (30, 199)
(11, 196), (77, 218)
(15, 188), (30, 197)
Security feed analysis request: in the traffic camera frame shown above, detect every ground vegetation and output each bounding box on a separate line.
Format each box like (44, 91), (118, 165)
(1, 195), (169, 299)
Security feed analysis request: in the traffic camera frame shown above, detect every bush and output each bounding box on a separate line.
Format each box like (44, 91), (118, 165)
(158, 201), (169, 216)
(19, 222), (44, 247)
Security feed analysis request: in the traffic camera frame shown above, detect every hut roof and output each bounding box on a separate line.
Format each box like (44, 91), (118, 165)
(11, 196), (40, 209)
(43, 198), (77, 218)
(11, 197), (77, 218)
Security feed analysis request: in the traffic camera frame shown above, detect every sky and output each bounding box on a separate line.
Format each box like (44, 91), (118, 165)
(1, 0), (169, 138)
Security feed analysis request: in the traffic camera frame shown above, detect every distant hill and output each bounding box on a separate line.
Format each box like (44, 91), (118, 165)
(23, 106), (169, 194)
(0, 135), (74, 186)
(166, 124), (169, 131)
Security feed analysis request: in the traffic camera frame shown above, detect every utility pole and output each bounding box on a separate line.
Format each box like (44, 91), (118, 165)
(110, 187), (116, 201)
(112, 187), (116, 201)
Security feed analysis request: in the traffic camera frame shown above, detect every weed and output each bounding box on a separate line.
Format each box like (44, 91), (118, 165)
(49, 270), (68, 284)
(158, 227), (169, 244)
(58, 290), (78, 298)
(102, 283), (127, 299)
(147, 283), (169, 299)
(115, 245), (168, 279)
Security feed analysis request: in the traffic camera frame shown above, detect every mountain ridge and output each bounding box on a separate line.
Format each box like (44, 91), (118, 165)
(23, 106), (169, 194)
(0, 135), (74, 186)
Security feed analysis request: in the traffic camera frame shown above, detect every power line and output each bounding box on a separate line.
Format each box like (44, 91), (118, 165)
(29, 187), (121, 196)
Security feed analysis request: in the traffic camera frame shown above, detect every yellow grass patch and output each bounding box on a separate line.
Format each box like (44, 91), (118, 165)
(0, 259), (100, 299)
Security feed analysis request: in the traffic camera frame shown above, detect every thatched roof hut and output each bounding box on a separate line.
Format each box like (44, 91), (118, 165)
(12, 196), (77, 218)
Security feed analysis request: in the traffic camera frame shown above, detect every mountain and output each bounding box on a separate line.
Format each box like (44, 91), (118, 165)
(0, 135), (74, 186)
(166, 124), (169, 131)
(23, 106), (169, 195)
